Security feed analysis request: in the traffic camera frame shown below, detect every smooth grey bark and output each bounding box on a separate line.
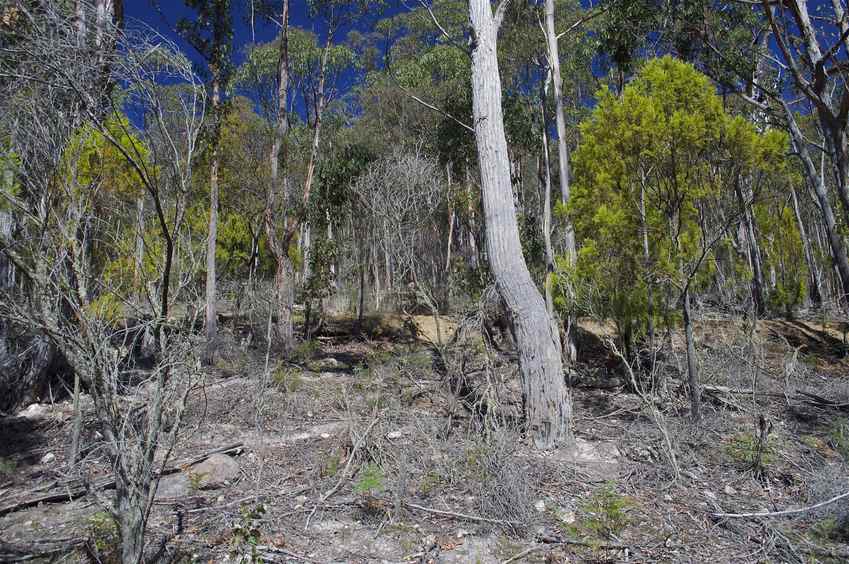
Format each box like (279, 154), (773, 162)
(205, 78), (220, 365)
(734, 178), (766, 315)
(538, 70), (556, 317)
(266, 0), (295, 354)
(469, 0), (571, 449)
(782, 100), (849, 305)
(790, 184), (822, 304)
(542, 0), (577, 363)
(682, 287), (700, 423)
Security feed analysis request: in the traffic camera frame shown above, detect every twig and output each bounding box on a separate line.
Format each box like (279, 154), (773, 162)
(257, 545), (321, 563)
(0, 443), (244, 516)
(305, 416), (380, 530)
(403, 501), (523, 526)
(501, 539), (629, 564)
(321, 416), (380, 502)
(712, 491), (849, 519)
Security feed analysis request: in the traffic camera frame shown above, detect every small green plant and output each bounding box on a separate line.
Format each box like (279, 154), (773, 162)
(354, 463), (385, 495)
(230, 504), (266, 563)
(272, 365), (302, 393)
(726, 432), (774, 471)
(320, 451), (341, 478)
(0, 457), (16, 481)
(419, 471), (443, 495)
(570, 483), (633, 540)
(828, 418), (849, 461)
(186, 470), (208, 491)
(291, 340), (319, 363)
(87, 511), (120, 564)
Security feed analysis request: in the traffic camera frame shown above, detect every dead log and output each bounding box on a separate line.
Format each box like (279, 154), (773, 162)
(0, 442), (243, 516)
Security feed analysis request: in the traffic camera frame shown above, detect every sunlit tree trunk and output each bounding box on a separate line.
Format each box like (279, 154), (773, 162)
(266, 0), (295, 354)
(469, 0), (571, 449)
(204, 77), (220, 365)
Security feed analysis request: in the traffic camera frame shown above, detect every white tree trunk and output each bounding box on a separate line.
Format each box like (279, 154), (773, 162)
(469, 0), (572, 449)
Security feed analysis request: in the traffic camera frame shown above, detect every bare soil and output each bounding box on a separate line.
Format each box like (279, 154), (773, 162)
(2, 315), (849, 563)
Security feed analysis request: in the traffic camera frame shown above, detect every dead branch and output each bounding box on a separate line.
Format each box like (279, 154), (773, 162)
(402, 501), (523, 527)
(712, 491), (849, 519)
(0, 443), (243, 516)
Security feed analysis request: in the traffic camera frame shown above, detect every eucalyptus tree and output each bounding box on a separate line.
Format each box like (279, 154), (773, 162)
(468, 0), (572, 449)
(755, 0), (849, 307)
(179, 0), (234, 365)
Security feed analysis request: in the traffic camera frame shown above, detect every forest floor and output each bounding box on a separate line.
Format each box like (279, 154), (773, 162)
(2, 312), (849, 563)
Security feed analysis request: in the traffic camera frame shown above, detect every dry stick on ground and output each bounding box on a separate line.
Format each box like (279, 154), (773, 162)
(501, 539), (630, 564)
(0, 443), (244, 516)
(402, 502), (523, 527)
(712, 491), (849, 519)
(304, 415), (380, 529)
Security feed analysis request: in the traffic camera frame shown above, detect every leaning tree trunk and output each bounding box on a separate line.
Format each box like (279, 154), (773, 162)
(784, 102), (849, 307)
(469, 0), (571, 449)
(204, 77), (221, 365)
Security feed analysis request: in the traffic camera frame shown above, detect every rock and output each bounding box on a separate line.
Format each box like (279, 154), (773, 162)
(724, 485), (737, 495)
(40, 452), (55, 464)
(555, 507), (575, 524)
(19, 404), (49, 419)
(188, 453), (240, 490)
(320, 433), (331, 439)
(386, 430), (403, 440)
(704, 490), (717, 501)
(456, 529), (469, 538)
(534, 499), (546, 513)
(157, 474), (191, 498)
(663, 494), (673, 502)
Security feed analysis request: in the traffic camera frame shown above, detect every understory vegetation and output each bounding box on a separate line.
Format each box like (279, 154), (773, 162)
(2, 0), (849, 562)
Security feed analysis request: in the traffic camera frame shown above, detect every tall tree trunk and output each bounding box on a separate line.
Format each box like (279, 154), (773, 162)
(734, 177), (766, 315)
(539, 70), (556, 317)
(790, 184), (822, 304)
(784, 101), (849, 306)
(682, 287), (700, 423)
(543, 0), (577, 363)
(469, 0), (571, 449)
(204, 77), (220, 365)
(266, 0), (295, 354)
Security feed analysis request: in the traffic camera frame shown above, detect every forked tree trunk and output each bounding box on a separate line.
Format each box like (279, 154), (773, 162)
(469, 0), (571, 449)
(204, 77), (220, 365)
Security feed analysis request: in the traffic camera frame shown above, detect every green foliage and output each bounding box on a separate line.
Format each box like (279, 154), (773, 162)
(0, 457), (16, 481)
(272, 365), (303, 393)
(0, 149), (20, 211)
(726, 432), (774, 468)
(828, 418), (849, 462)
(569, 57), (787, 345)
(571, 483), (634, 541)
(353, 462), (385, 495)
(230, 504), (266, 564)
(87, 511), (120, 564)
(64, 117), (148, 201)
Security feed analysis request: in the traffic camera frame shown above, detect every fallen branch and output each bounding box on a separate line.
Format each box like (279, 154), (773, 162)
(257, 545), (321, 563)
(0, 443), (244, 516)
(501, 538), (629, 564)
(0, 537), (87, 562)
(712, 491), (849, 519)
(403, 501), (523, 527)
(321, 417), (379, 502)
